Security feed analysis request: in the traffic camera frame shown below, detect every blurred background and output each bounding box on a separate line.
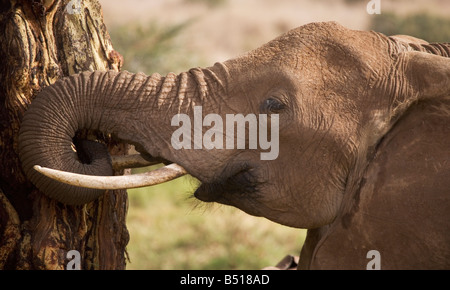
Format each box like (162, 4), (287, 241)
(97, 0), (450, 269)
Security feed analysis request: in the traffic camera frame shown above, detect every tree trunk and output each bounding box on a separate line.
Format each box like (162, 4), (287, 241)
(0, 0), (129, 269)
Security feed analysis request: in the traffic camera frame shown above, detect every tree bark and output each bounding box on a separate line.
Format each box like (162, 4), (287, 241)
(0, 0), (129, 269)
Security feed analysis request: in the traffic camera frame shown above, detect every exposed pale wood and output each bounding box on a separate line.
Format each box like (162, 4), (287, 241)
(111, 154), (165, 171)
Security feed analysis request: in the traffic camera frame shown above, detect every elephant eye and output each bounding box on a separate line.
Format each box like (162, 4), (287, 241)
(261, 98), (286, 113)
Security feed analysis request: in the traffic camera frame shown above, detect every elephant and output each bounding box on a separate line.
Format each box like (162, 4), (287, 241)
(18, 22), (450, 269)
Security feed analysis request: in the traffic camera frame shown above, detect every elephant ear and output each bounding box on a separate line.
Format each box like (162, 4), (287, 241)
(299, 48), (450, 268)
(402, 50), (450, 101)
(300, 97), (450, 269)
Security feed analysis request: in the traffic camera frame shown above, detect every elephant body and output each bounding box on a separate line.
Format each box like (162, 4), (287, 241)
(18, 22), (450, 269)
(300, 99), (450, 269)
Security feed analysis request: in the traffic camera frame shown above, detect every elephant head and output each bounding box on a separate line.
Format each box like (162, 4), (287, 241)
(19, 22), (450, 229)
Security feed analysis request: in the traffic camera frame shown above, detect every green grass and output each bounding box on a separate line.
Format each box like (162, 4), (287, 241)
(109, 20), (202, 75)
(371, 12), (450, 43)
(125, 166), (305, 270)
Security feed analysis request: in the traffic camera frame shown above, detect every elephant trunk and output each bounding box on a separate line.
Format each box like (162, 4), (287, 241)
(18, 65), (228, 205)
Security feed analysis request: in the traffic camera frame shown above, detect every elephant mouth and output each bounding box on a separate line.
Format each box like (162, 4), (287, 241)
(32, 155), (262, 203)
(31, 141), (262, 204)
(193, 164), (263, 204)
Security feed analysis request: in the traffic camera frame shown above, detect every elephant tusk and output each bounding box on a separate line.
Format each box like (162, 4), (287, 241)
(110, 154), (166, 170)
(33, 163), (188, 190)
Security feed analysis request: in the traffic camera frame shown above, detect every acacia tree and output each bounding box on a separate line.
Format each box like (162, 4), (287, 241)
(0, 0), (129, 269)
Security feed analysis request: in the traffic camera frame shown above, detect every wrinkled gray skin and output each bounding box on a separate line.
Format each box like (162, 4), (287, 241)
(19, 22), (450, 269)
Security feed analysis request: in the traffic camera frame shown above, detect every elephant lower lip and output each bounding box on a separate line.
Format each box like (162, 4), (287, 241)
(194, 186), (221, 202)
(193, 166), (262, 203)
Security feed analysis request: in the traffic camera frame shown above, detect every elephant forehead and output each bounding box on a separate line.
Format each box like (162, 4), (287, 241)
(225, 23), (390, 84)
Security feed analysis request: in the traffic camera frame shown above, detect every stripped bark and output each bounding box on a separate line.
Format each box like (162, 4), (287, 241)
(0, 0), (129, 269)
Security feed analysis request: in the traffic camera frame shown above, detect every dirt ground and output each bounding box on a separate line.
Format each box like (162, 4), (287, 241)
(99, 0), (449, 64)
